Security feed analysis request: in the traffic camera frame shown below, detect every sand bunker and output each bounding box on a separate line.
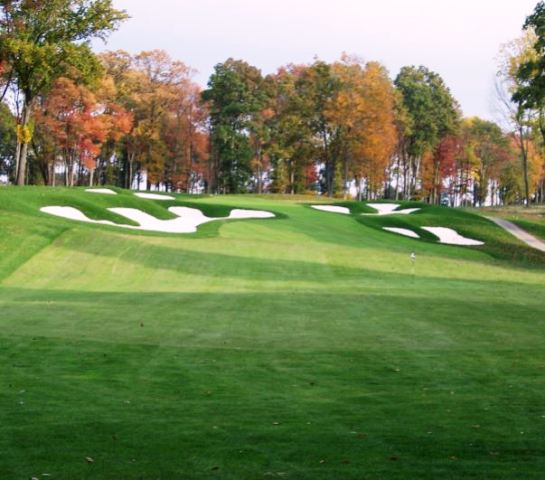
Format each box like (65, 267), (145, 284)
(383, 227), (420, 239)
(422, 227), (484, 246)
(311, 205), (351, 215)
(365, 203), (421, 216)
(229, 209), (275, 219)
(382, 225), (483, 245)
(41, 206), (275, 234)
(134, 193), (176, 201)
(86, 188), (117, 195)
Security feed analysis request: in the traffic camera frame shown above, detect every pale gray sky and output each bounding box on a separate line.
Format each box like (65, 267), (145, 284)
(95, 0), (538, 120)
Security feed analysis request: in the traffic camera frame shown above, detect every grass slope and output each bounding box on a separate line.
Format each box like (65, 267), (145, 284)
(469, 205), (545, 243)
(1, 187), (545, 479)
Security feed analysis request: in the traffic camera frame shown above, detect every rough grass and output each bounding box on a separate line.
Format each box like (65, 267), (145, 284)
(1, 187), (545, 479)
(468, 205), (545, 242)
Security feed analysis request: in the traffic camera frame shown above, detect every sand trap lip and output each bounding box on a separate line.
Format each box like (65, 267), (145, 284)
(364, 203), (421, 216)
(40, 206), (275, 234)
(383, 227), (420, 239)
(422, 227), (484, 246)
(41, 207), (117, 226)
(85, 188), (117, 195)
(311, 205), (351, 215)
(134, 193), (176, 200)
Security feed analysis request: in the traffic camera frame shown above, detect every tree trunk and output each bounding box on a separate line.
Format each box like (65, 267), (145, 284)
(16, 99), (33, 186)
(518, 125), (530, 208)
(127, 153), (134, 190)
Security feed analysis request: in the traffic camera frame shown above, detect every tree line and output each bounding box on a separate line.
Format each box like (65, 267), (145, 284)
(1, 0), (545, 206)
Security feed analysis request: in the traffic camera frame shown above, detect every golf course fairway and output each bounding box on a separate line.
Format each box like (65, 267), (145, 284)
(1, 187), (545, 479)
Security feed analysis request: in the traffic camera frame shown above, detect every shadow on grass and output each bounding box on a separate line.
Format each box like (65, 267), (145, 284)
(37, 228), (545, 291)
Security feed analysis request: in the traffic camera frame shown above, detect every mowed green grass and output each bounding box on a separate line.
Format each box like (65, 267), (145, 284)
(1, 187), (545, 480)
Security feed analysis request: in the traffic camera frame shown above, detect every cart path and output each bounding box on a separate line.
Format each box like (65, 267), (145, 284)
(487, 217), (545, 253)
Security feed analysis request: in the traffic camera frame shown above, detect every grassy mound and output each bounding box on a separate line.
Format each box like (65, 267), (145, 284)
(1, 188), (545, 479)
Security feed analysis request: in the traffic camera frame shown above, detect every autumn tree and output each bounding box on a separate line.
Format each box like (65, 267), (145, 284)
(34, 77), (114, 186)
(498, 30), (540, 206)
(98, 50), (206, 190)
(349, 61), (397, 199)
(0, 0), (127, 185)
(327, 56), (366, 198)
(162, 76), (209, 192)
(511, 3), (545, 204)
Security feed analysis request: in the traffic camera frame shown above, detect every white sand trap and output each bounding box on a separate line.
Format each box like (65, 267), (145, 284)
(365, 203), (421, 216)
(134, 192), (176, 201)
(86, 188), (117, 195)
(311, 205), (351, 215)
(383, 227), (420, 239)
(422, 227), (484, 246)
(41, 206), (275, 234)
(229, 209), (275, 219)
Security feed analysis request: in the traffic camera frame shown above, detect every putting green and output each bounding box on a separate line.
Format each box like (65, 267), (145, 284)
(1, 187), (545, 479)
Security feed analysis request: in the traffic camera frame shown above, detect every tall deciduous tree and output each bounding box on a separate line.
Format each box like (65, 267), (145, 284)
(0, 101), (15, 178)
(0, 0), (127, 185)
(395, 66), (460, 200)
(202, 59), (267, 193)
(514, 2), (545, 110)
(295, 61), (340, 196)
(34, 77), (114, 186)
(498, 30), (540, 206)
(266, 65), (317, 194)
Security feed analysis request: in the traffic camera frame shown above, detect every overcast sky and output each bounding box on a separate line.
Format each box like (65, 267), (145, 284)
(94, 0), (538, 121)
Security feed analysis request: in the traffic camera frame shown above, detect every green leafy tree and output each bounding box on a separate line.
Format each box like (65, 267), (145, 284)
(514, 2), (545, 109)
(265, 65), (317, 194)
(202, 59), (267, 193)
(395, 66), (460, 199)
(0, 101), (15, 178)
(294, 61), (341, 196)
(0, 0), (127, 185)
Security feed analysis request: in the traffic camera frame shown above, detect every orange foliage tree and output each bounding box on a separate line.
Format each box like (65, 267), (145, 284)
(34, 77), (120, 186)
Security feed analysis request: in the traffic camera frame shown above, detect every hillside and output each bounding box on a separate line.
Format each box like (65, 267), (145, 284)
(1, 187), (545, 479)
